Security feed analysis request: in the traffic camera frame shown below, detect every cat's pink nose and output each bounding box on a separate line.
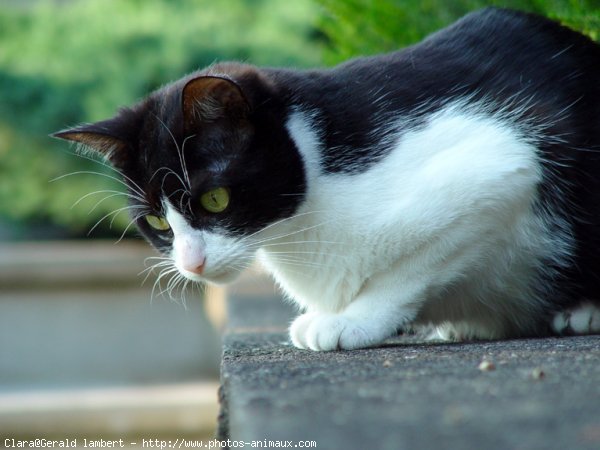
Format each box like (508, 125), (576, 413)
(183, 258), (206, 275)
(174, 237), (207, 276)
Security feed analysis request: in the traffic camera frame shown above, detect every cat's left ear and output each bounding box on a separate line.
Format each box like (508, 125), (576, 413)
(182, 76), (250, 129)
(52, 115), (134, 167)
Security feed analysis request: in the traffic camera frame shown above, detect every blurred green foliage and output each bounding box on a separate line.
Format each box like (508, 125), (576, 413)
(0, 0), (322, 239)
(318, 0), (600, 64)
(1, 0), (598, 239)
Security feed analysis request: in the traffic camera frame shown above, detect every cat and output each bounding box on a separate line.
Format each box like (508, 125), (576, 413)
(54, 7), (600, 351)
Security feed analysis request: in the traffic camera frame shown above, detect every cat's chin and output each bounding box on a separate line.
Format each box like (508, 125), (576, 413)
(179, 268), (241, 286)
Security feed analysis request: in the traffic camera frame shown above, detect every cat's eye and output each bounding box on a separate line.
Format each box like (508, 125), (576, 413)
(145, 214), (171, 231)
(200, 187), (230, 213)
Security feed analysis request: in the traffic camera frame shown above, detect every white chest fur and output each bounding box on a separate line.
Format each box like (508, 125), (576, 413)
(258, 103), (572, 345)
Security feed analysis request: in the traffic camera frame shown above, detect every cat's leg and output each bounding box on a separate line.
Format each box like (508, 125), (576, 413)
(551, 302), (600, 335)
(289, 270), (424, 351)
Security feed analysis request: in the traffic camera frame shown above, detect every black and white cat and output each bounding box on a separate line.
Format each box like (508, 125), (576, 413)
(55, 8), (600, 351)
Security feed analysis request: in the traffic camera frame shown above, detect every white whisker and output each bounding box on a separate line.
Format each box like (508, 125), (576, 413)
(265, 257), (329, 269)
(87, 193), (139, 216)
(71, 189), (140, 210)
(244, 219), (338, 250)
(239, 210), (326, 243)
(261, 250), (348, 260)
(258, 239), (343, 248)
(152, 113), (192, 194)
(158, 168), (190, 199)
(87, 204), (147, 236)
(140, 259), (173, 285)
(180, 134), (196, 190)
(151, 267), (180, 302)
(140, 261), (172, 279)
(70, 151), (148, 199)
(52, 170), (147, 201)
(115, 212), (147, 244)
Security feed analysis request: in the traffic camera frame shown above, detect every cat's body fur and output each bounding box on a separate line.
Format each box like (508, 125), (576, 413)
(56, 7), (600, 350)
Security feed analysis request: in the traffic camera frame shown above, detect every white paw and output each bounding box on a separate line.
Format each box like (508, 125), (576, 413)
(427, 324), (463, 342)
(552, 302), (600, 335)
(289, 312), (383, 351)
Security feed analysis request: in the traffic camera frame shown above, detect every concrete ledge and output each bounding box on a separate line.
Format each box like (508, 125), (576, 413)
(219, 293), (600, 450)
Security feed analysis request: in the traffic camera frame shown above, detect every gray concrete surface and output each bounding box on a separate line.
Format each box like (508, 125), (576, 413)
(219, 295), (600, 450)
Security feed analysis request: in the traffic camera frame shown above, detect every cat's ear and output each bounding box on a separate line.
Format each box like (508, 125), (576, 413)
(52, 116), (133, 167)
(182, 76), (249, 128)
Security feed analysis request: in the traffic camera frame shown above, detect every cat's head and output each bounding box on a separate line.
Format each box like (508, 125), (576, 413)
(54, 64), (306, 285)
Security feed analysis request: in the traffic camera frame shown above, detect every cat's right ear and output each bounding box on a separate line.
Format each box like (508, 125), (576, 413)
(52, 117), (132, 167)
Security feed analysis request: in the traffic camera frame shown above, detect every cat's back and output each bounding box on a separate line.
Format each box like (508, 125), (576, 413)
(277, 7), (600, 176)
(424, 7), (599, 73)
(292, 7), (600, 130)
(423, 6), (596, 47)
(332, 7), (600, 97)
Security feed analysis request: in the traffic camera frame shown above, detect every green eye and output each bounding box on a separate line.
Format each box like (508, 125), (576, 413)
(145, 214), (171, 231)
(200, 187), (230, 213)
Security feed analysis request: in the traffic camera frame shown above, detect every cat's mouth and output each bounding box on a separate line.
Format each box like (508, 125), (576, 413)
(177, 264), (241, 286)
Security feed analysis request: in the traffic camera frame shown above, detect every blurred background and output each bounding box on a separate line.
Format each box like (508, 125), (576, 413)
(0, 0), (597, 443)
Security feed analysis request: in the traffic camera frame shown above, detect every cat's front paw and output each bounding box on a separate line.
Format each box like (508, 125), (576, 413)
(289, 312), (382, 351)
